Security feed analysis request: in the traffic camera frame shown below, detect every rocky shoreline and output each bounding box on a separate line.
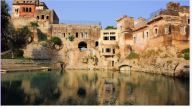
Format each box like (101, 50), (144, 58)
(1, 46), (189, 78)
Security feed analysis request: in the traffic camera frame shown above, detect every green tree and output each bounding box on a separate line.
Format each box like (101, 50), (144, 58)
(1, 0), (11, 52)
(6, 26), (32, 58)
(105, 26), (117, 30)
(13, 26), (32, 49)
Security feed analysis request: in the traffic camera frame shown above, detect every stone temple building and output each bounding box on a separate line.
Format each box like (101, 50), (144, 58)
(12, 0), (59, 36)
(11, 1), (189, 70)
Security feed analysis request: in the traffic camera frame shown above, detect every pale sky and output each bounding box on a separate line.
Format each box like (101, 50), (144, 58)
(6, 0), (189, 28)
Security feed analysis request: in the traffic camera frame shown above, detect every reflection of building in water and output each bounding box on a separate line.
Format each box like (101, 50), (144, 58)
(97, 78), (118, 105)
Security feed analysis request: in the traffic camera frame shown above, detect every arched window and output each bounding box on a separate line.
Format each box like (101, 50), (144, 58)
(26, 8), (28, 12)
(76, 32), (78, 38)
(46, 16), (49, 19)
(95, 41), (99, 47)
(154, 27), (159, 36)
(29, 8), (32, 12)
(155, 28), (158, 34)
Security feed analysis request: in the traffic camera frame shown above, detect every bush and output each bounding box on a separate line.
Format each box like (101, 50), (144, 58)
(126, 52), (139, 60)
(37, 29), (47, 41)
(184, 52), (189, 60)
(51, 36), (62, 45)
(181, 48), (189, 60)
(182, 48), (189, 54)
(66, 35), (75, 42)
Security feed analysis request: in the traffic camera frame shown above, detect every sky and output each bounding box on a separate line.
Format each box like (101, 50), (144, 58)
(6, 0), (189, 28)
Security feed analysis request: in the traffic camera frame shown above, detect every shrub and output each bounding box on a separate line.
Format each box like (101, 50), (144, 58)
(184, 52), (189, 60)
(181, 48), (189, 54)
(37, 29), (47, 41)
(126, 52), (139, 60)
(181, 48), (189, 60)
(66, 35), (75, 42)
(51, 36), (62, 46)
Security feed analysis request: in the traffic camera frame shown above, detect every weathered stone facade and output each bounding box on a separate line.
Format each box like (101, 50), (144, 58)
(12, 0), (59, 36)
(98, 29), (119, 69)
(132, 2), (189, 52)
(10, 1), (189, 73)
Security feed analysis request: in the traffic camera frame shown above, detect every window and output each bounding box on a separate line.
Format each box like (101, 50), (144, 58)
(113, 49), (115, 54)
(41, 15), (44, 19)
(37, 16), (39, 19)
(110, 32), (115, 35)
(103, 32), (109, 35)
(106, 48), (111, 53)
(154, 27), (158, 36)
(15, 9), (19, 13)
(103, 37), (109, 40)
(76, 32), (78, 38)
(95, 41), (99, 47)
(102, 48), (104, 53)
(26, 8), (28, 12)
(63, 33), (66, 37)
(46, 16), (49, 19)
(110, 36), (116, 40)
(155, 28), (158, 34)
(29, 8), (32, 12)
(23, 1), (25, 3)
(188, 19), (190, 24)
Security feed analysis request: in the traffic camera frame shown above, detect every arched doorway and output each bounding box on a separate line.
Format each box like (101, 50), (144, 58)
(119, 65), (132, 71)
(78, 41), (87, 51)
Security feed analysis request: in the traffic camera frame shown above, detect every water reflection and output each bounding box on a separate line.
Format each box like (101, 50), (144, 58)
(1, 70), (189, 105)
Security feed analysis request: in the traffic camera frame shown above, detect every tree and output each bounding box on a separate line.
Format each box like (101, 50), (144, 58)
(13, 26), (32, 49)
(105, 26), (117, 30)
(1, 0), (11, 52)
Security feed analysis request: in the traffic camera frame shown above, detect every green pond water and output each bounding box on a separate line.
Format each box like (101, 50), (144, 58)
(1, 70), (189, 105)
